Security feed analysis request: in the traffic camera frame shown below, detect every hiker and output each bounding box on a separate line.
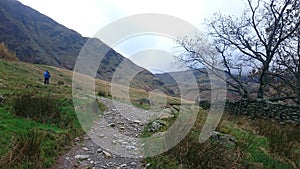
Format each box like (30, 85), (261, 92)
(44, 70), (51, 85)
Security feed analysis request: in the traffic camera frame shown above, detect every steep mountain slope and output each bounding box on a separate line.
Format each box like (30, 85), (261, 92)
(0, 0), (172, 94)
(0, 0), (85, 69)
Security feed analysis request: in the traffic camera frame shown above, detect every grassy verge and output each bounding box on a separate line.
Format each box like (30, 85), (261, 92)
(0, 96), (84, 168)
(143, 109), (300, 169)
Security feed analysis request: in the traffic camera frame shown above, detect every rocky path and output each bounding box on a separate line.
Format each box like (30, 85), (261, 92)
(52, 97), (159, 169)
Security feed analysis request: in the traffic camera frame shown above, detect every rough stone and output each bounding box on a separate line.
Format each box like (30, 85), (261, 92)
(74, 137), (80, 142)
(162, 108), (172, 114)
(130, 162), (137, 166)
(102, 150), (112, 158)
(126, 145), (136, 150)
(158, 112), (174, 119)
(108, 123), (116, 127)
(82, 147), (89, 151)
(210, 131), (236, 146)
(120, 163), (127, 167)
(133, 120), (142, 124)
(149, 120), (167, 132)
(158, 108), (175, 119)
(97, 149), (102, 153)
(75, 155), (89, 160)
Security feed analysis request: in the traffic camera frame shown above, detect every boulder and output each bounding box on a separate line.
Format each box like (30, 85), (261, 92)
(210, 131), (236, 146)
(149, 120), (167, 132)
(158, 108), (174, 119)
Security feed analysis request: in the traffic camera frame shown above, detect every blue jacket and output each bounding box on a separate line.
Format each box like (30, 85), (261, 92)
(44, 71), (51, 78)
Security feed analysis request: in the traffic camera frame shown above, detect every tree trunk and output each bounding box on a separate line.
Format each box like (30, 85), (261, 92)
(296, 71), (300, 105)
(296, 34), (300, 105)
(257, 81), (264, 99)
(257, 64), (269, 99)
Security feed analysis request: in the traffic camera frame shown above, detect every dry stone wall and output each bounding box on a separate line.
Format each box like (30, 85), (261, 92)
(198, 100), (300, 125)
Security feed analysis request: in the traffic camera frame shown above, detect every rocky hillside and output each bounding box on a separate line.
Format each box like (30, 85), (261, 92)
(0, 0), (172, 94)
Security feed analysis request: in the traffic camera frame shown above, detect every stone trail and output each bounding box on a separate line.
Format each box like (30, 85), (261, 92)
(52, 97), (162, 169)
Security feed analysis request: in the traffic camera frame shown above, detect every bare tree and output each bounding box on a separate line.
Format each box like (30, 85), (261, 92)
(177, 0), (300, 100)
(176, 35), (251, 99)
(271, 24), (300, 103)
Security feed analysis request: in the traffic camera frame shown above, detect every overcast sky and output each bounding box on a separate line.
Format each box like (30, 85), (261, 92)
(18, 0), (245, 73)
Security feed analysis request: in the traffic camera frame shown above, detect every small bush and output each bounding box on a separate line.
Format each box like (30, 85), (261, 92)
(0, 42), (19, 61)
(98, 90), (107, 97)
(197, 100), (210, 110)
(98, 101), (107, 112)
(0, 129), (44, 169)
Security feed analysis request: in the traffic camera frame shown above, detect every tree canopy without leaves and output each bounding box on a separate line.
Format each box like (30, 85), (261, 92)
(177, 0), (300, 103)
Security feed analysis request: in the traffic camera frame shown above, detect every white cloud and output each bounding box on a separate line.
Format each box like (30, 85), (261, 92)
(18, 0), (245, 73)
(19, 0), (207, 37)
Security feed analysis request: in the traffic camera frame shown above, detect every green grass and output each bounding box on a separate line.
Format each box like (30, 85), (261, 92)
(0, 59), (85, 168)
(1, 59), (299, 168)
(0, 98), (84, 168)
(143, 111), (299, 169)
(230, 128), (293, 169)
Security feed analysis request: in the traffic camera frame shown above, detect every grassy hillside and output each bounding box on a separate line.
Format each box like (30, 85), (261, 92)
(0, 59), (182, 168)
(0, 60), (83, 168)
(0, 59), (299, 168)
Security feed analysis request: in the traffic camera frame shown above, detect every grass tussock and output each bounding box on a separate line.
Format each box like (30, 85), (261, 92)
(98, 89), (111, 97)
(146, 135), (242, 169)
(252, 119), (300, 167)
(0, 129), (44, 169)
(12, 93), (72, 127)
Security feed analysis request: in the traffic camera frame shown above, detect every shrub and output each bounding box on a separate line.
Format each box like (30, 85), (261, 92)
(98, 101), (107, 112)
(197, 100), (211, 110)
(98, 90), (108, 97)
(0, 42), (19, 61)
(0, 129), (44, 169)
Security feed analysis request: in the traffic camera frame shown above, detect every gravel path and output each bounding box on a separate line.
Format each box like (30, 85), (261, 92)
(52, 97), (159, 169)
